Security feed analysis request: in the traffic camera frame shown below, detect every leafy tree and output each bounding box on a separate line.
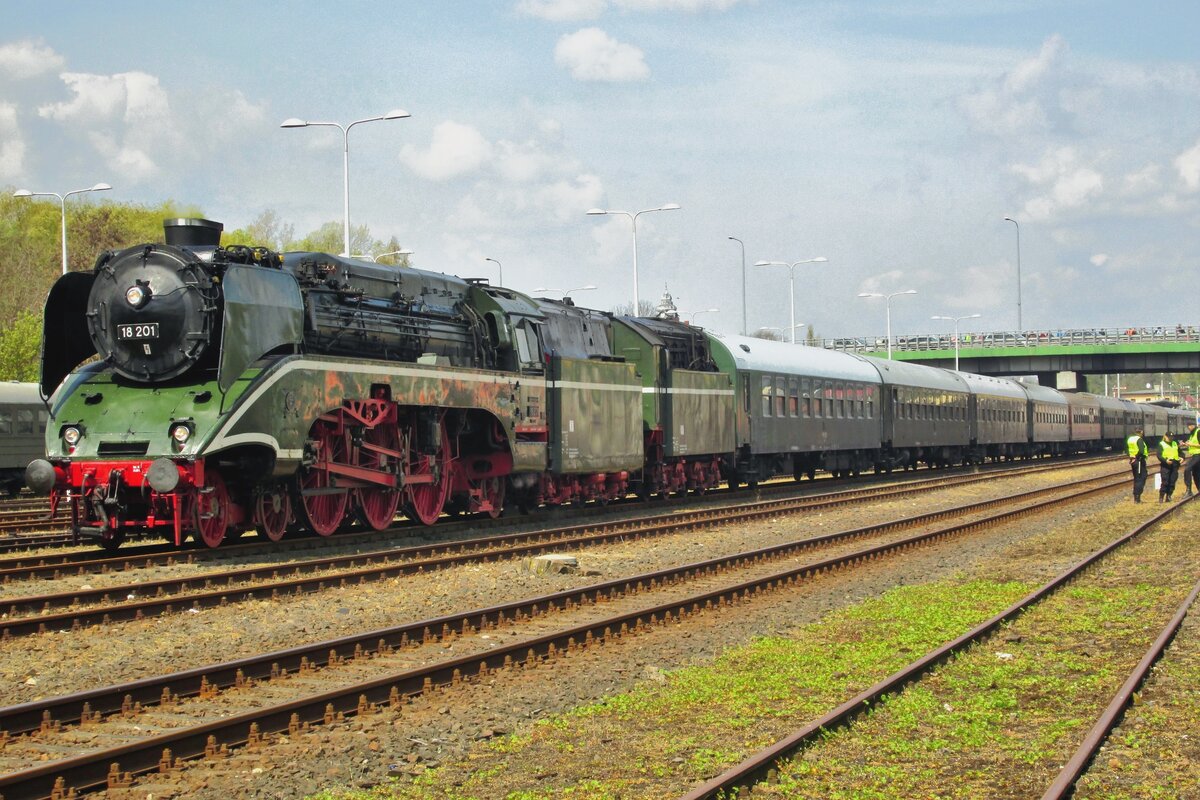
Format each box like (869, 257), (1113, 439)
(751, 328), (784, 341)
(0, 310), (42, 382)
(223, 209), (295, 250)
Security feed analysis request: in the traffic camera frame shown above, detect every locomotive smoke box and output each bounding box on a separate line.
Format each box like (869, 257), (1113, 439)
(163, 218), (223, 248)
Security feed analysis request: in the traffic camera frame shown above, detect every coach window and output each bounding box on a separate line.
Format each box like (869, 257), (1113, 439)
(15, 409), (32, 435)
(761, 375), (772, 417)
(788, 380), (799, 416)
(776, 377), (786, 417)
(0, 410), (9, 435)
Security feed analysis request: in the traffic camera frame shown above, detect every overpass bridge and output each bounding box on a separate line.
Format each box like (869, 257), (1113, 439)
(816, 326), (1200, 393)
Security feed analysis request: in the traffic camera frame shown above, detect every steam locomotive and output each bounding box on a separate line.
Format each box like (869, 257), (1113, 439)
(25, 219), (1189, 550)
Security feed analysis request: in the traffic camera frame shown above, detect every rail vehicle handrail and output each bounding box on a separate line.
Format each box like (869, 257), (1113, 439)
(817, 324), (1200, 354)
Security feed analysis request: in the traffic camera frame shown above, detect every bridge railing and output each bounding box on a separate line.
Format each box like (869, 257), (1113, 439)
(817, 325), (1200, 354)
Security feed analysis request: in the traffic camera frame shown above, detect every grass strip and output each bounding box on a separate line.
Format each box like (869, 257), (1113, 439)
(313, 579), (1030, 800)
(755, 514), (1199, 799)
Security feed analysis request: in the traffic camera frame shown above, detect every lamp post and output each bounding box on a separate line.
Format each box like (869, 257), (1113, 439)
(684, 308), (720, 324)
(376, 249), (413, 264)
(281, 109), (411, 257)
(484, 257), (504, 286)
(857, 289), (917, 359)
(532, 284), (598, 298)
(758, 323), (806, 341)
(1003, 216), (1022, 331)
(586, 203), (681, 313)
(728, 236), (746, 335)
(931, 313), (982, 371)
(754, 258), (829, 343)
(13, 183), (112, 274)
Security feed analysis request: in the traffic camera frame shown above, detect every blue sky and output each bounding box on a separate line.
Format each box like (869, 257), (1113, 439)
(3, 1), (1199, 339)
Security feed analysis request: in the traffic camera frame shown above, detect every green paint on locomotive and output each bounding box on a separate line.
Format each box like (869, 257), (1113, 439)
(547, 356), (642, 473)
(205, 354), (548, 474)
(663, 368), (734, 457)
(45, 363), (258, 460)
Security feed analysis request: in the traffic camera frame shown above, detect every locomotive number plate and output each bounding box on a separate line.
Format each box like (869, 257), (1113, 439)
(117, 323), (159, 340)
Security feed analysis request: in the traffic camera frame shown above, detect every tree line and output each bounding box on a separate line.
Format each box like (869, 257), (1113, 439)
(0, 193), (408, 381)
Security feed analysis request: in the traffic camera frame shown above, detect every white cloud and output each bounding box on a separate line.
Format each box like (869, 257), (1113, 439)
(0, 102), (24, 180)
(554, 28), (649, 82)
(960, 35), (1068, 137)
(1011, 147), (1104, 221)
(88, 132), (158, 181)
(1090, 253), (1109, 267)
(613, 0), (743, 9)
(516, 0), (742, 18)
(1176, 140), (1200, 192)
(0, 39), (64, 80)
(37, 71), (170, 125)
(399, 121), (494, 181)
(516, 0), (606, 20)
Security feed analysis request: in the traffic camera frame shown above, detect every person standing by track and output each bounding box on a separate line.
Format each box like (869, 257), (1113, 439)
(1183, 423), (1200, 497)
(1127, 427), (1148, 503)
(1158, 431), (1182, 502)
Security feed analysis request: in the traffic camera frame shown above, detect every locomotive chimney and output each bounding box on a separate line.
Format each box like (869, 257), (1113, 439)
(163, 218), (223, 248)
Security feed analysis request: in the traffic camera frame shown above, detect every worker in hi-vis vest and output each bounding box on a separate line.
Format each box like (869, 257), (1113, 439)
(1182, 422), (1200, 497)
(1158, 431), (1182, 502)
(1127, 427), (1148, 503)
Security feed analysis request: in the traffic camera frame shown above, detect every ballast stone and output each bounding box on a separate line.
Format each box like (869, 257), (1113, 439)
(523, 554), (579, 574)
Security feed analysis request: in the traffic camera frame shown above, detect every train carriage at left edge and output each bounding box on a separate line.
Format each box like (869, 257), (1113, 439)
(26, 218), (664, 550)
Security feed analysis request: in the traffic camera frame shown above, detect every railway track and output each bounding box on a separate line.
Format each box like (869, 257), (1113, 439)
(0, 462), (1127, 638)
(676, 496), (1195, 800)
(0, 453), (1115, 558)
(0, 468), (1133, 798)
(0, 453), (1114, 577)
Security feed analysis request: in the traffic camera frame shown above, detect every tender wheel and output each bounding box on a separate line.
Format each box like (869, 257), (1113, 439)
(481, 476), (505, 519)
(404, 419), (451, 526)
(299, 422), (350, 536)
(194, 472), (231, 549)
(255, 488), (291, 542)
(354, 421), (402, 531)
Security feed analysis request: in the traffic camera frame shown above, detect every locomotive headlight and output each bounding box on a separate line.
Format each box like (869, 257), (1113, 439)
(170, 423), (192, 444)
(62, 426), (82, 446)
(125, 284), (150, 308)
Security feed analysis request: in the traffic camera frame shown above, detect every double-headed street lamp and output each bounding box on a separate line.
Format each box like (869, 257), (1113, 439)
(1003, 216), (1022, 331)
(13, 183), (112, 274)
(376, 249), (413, 263)
(484, 257), (504, 286)
(684, 308), (719, 324)
(281, 109), (411, 257)
(533, 284), (597, 299)
(931, 313), (982, 371)
(586, 203), (681, 313)
(857, 289), (917, 359)
(754, 258), (828, 343)
(728, 236), (746, 335)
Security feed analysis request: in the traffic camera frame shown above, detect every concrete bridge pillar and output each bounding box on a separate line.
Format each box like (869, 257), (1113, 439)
(1036, 371), (1087, 392)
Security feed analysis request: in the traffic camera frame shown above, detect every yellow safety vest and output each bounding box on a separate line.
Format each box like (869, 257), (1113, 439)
(1127, 435), (1146, 458)
(1188, 429), (1200, 452)
(1160, 439), (1180, 461)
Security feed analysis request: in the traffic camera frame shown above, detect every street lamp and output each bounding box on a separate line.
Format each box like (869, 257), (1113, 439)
(586, 203), (681, 313)
(281, 109), (411, 257)
(931, 313), (982, 371)
(533, 284), (598, 298)
(755, 258), (828, 343)
(684, 308), (720, 324)
(13, 183), (112, 274)
(857, 289), (917, 359)
(375, 249), (413, 263)
(757, 323), (806, 341)
(1003, 216), (1022, 331)
(484, 257), (503, 286)
(728, 236), (746, 335)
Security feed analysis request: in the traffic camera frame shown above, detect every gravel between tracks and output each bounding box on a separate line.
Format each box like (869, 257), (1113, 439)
(0, 460), (1148, 799)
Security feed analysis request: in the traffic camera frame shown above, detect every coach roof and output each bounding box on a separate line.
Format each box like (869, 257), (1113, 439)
(707, 333), (881, 384)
